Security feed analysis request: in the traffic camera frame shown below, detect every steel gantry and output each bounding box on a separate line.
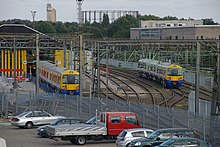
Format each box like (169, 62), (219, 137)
(92, 39), (220, 115)
(1, 24), (220, 115)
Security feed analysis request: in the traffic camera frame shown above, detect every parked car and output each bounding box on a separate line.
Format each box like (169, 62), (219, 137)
(11, 111), (65, 129)
(116, 128), (154, 147)
(130, 128), (201, 147)
(159, 137), (208, 147)
(37, 117), (84, 137)
(0, 138), (7, 147)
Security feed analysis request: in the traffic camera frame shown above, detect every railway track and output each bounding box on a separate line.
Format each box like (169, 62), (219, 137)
(84, 68), (212, 109)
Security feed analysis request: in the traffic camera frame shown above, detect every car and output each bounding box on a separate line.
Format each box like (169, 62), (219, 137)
(116, 128), (154, 147)
(0, 138), (6, 147)
(130, 128), (201, 147)
(37, 117), (84, 137)
(159, 137), (209, 147)
(10, 111), (65, 129)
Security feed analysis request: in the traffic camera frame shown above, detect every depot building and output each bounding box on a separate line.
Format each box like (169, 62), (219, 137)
(130, 25), (220, 40)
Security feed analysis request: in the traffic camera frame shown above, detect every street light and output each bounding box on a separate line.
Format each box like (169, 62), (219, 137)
(31, 11), (37, 29)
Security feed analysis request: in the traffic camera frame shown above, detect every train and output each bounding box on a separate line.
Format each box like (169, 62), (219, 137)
(138, 58), (183, 88)
(39, 61), (80, 95)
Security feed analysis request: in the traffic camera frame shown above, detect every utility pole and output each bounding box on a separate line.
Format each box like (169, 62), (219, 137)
(79, 34), (83, 98)
(36, 34), (39, 98)
(195, 41), (200, 114)
(13, 37), (17, 89)
(211, 41), (220, 115)
(31, 11), (37, 29)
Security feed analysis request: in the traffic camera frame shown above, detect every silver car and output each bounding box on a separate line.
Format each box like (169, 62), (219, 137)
(11, 111), (65, 129)
(116, 128), (154, 147)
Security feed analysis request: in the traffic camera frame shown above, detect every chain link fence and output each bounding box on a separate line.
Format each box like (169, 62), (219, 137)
(0, 88), (220, 144)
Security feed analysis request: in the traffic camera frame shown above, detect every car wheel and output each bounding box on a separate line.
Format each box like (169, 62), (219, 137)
(75, 136), (86, 145)
(25, 122), (33, 129)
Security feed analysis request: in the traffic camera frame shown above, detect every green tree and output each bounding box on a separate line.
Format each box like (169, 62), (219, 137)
(203, 18), (218, 25)
(102, 13), (110, 26)
(35, 21), (56, 33)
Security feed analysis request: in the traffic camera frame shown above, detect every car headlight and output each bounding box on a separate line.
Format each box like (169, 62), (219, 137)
(134, 142), (141, 146)
(40, 128), (44, 131)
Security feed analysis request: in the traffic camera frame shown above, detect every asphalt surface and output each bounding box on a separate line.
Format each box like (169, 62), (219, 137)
(0, 120), (115, 147)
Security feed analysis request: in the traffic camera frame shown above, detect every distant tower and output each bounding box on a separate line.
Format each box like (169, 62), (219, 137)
(76, 0), (84, 25)
(47, 3), (56, 22)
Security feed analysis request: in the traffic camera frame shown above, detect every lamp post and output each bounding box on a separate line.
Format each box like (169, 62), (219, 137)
(31, 11), (37, 29)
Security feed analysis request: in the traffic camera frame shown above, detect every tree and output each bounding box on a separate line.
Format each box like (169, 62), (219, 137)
(203, 18), (218, 25)
(35, 21), (56, 33)
(102, 13), (110, 26)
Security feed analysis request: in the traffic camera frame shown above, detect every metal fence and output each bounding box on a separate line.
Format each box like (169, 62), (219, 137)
(0, 88), (220, 144)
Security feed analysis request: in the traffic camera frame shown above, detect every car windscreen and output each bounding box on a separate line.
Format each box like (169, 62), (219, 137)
(50, 119), (61, 125)
(118, 131), (127, 137)
(146, 131), (161, 139)
(17, 111), (30, 117)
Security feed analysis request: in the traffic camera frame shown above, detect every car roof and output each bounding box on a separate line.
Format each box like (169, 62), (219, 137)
(124, 128), (154, 133)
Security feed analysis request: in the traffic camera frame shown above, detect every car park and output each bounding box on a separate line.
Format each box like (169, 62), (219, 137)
(10, 111), (65, 129)
(130, 128), (201, 147)
(159, 137), (209, 147)
(116, 128), (154, 147)
(37, 117), (84, 137)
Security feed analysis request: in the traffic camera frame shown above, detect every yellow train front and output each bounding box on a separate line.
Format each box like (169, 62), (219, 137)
(165, 64), (183, 88)
(39, 61), (80, 95)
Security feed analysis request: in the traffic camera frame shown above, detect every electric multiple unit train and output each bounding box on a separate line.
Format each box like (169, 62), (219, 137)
(138, 59), (183, 88)
(39, 61), (80, 95)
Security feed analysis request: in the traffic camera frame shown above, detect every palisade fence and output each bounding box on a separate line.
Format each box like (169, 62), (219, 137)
(0, 88), (220, 143)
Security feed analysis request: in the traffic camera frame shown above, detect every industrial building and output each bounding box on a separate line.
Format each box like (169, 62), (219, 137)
(46, 3), (56, 22)
(140, 20), (203, 28)
(130, 25), (220, 40)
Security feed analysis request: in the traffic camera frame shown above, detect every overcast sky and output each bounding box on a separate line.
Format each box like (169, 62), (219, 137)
(0, 0), (219, 23)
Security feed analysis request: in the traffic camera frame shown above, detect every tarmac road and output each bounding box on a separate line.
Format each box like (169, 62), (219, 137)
(0, 125), (115, 147)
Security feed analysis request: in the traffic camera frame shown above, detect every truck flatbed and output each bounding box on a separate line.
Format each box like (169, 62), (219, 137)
(47, 123), (107, 137)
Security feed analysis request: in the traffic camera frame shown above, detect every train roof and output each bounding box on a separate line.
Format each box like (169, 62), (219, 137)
(39, 61), (66, 74)
(138, 58), (171, 68)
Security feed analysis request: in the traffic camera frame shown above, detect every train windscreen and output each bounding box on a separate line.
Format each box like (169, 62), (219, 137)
(62, 75), (79, 84)
(167, 68), (182, 76)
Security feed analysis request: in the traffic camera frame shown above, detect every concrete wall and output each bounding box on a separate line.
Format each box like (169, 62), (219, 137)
(161, 27), (196, 39)
(196, 26), (220, 39)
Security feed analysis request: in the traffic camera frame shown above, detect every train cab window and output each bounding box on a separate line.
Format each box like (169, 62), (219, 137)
(75, 75), (79, 84)
(67, 75), (75, 84)
(167, 68), (182, 76)
(62, 75), (68, 84)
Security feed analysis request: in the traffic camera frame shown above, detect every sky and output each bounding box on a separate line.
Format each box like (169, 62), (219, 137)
(0, 0), (219, 23)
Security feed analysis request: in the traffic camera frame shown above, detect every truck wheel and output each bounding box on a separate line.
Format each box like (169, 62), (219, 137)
(70, 138), (75, 144)
(75, 136), (86, 145)
(25, 122), (33, 129)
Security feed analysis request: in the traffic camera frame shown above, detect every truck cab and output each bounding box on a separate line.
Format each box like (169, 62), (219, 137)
(100, 112), (141, 136)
